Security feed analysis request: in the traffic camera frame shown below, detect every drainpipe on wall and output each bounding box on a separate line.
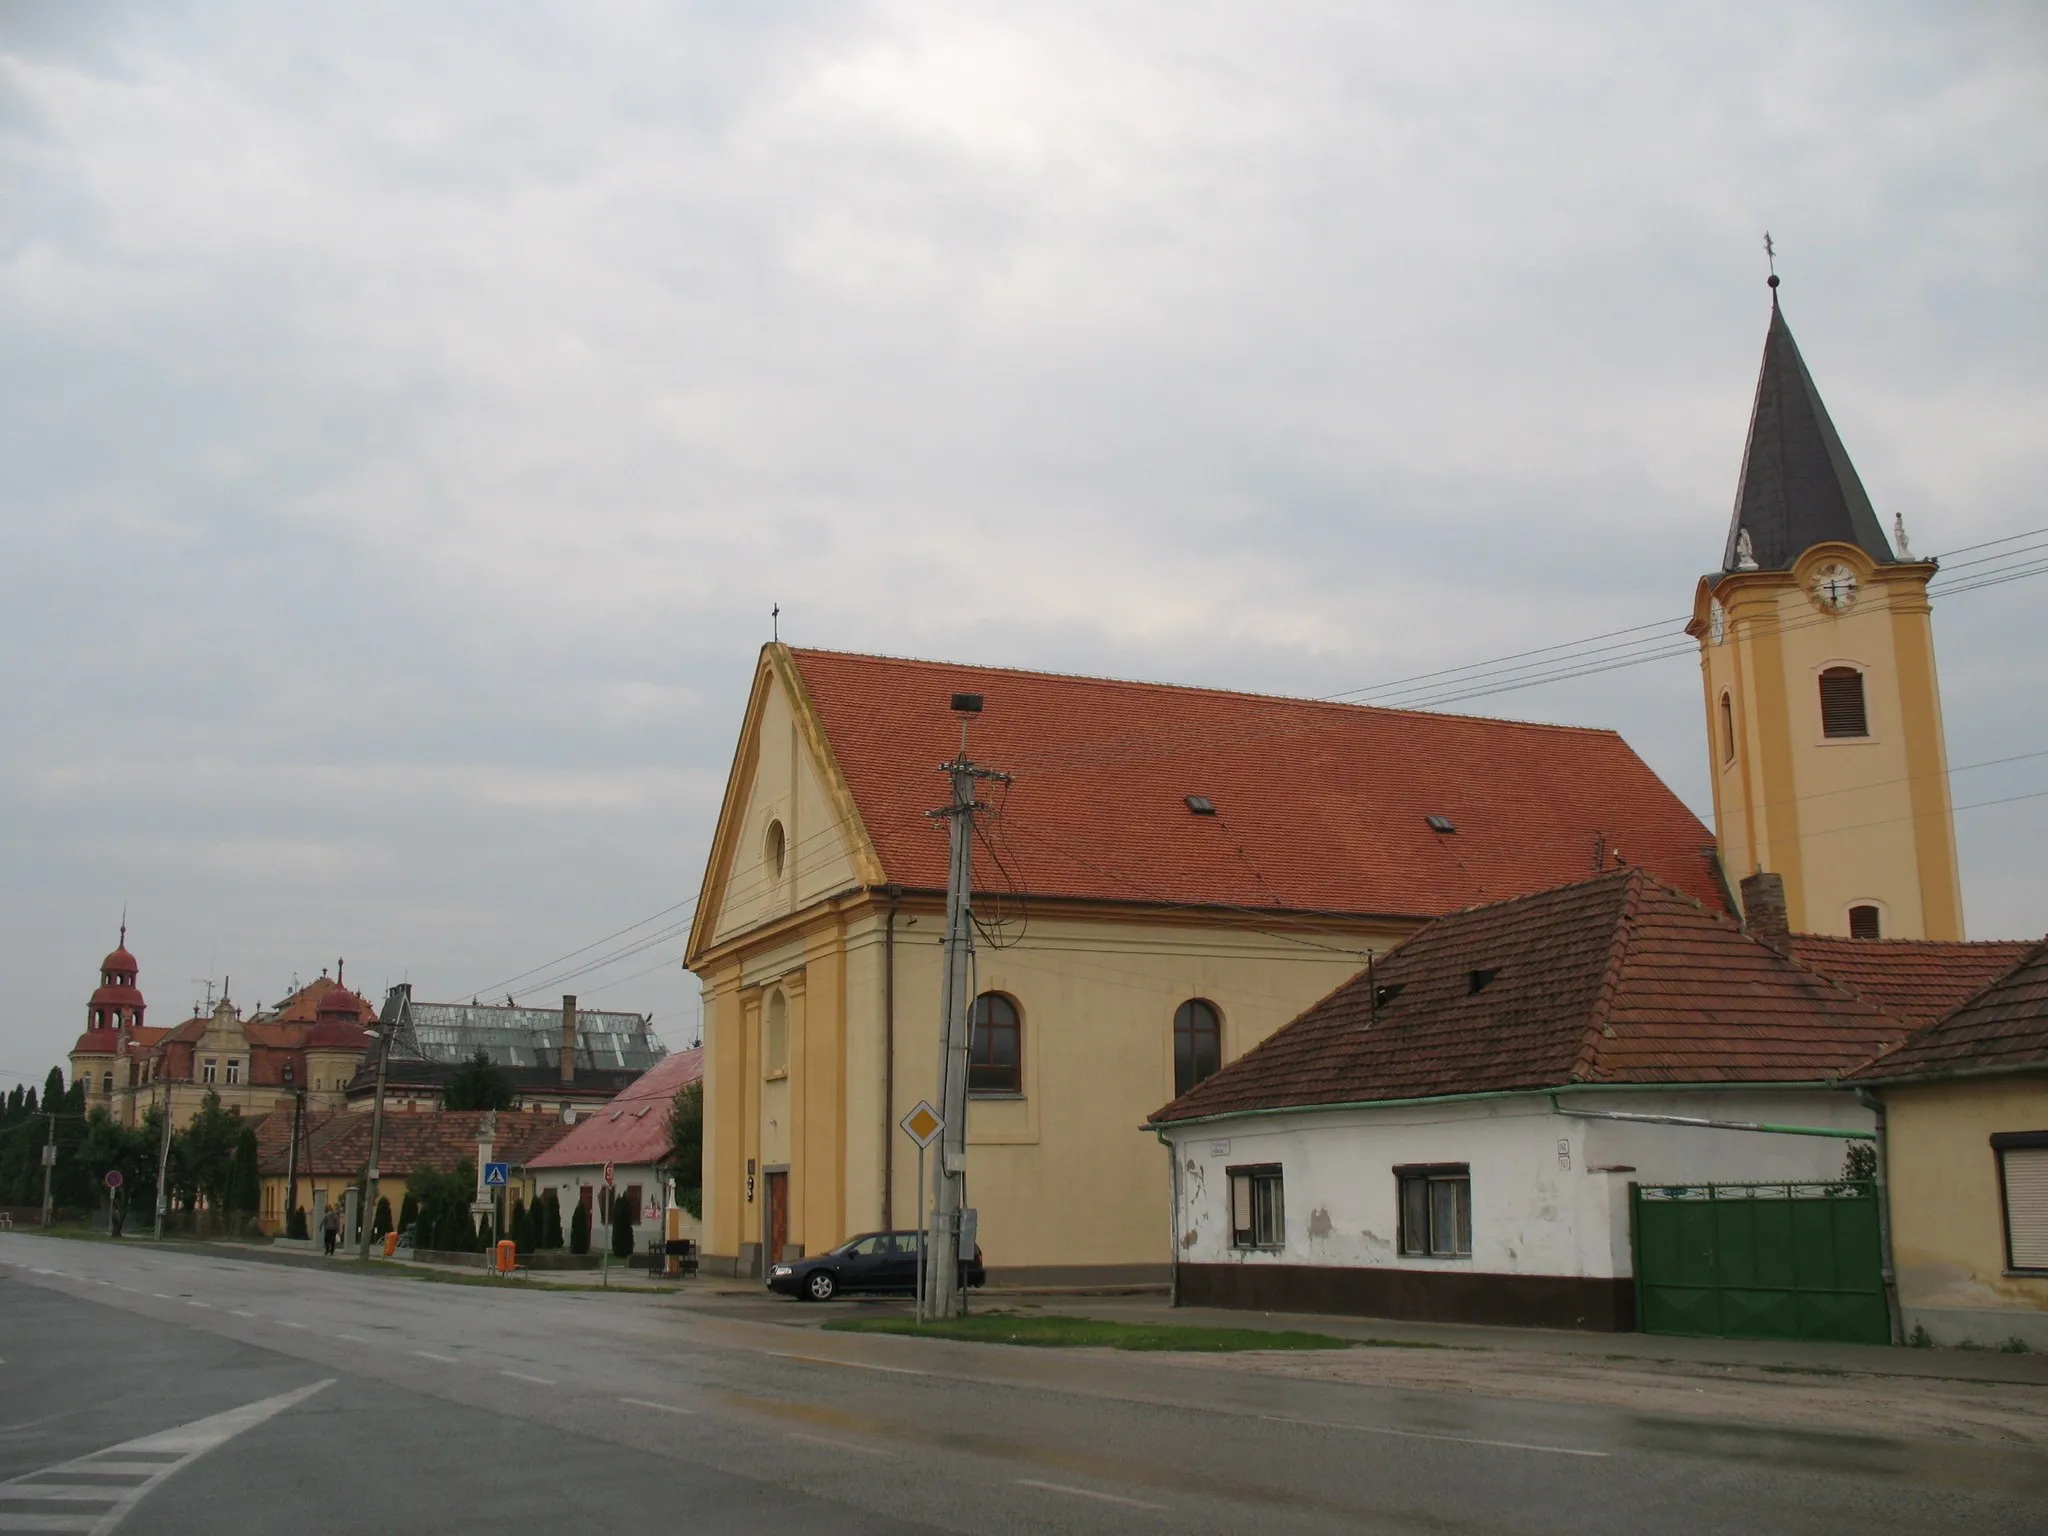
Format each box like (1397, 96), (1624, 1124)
(1157, 1129), (1180, 1309)
(1856, 1089), (1905, 1346)
(882, 885), (902, 1232)
(1547, 1096), (1874, 1140)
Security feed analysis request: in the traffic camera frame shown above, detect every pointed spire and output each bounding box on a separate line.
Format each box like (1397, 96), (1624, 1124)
(1722, 275), (1895, 573)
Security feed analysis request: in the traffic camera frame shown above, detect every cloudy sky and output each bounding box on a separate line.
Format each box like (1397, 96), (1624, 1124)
(4, 1), (2045, 1090)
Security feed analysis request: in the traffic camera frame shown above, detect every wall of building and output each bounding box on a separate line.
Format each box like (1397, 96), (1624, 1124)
(1884, 1076), (2048, 1349)
(1164, 1089), (1871, 1326)
(1699, 546), (1962, 940)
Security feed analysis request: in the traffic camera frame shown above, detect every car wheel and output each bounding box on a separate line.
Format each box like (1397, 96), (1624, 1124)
(806, 1270), (837, 1302)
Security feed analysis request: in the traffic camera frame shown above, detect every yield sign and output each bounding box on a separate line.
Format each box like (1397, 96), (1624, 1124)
(900, 1100), (943, 1149)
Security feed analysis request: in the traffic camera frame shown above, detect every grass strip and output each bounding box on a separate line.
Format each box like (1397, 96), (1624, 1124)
(821, 1312), (1376, 1352)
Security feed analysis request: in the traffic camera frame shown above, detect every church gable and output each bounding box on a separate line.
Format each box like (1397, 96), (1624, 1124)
(689, 648), (882, 961)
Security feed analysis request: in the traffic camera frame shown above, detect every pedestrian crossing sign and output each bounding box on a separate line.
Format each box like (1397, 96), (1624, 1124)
(483, 1162), (509, 1187)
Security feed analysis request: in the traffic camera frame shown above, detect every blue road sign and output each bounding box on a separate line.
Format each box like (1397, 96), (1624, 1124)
(483, 1162), (510, 1187)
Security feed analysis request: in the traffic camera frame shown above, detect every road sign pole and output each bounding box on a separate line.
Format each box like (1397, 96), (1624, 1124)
(914, 1143), (926, 1319)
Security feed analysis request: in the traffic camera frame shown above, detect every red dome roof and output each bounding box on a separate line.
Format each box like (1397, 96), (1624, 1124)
(89, 982), (145, 1011)
(307, 1016), (373, 1049)
(101, 945), (137, 976)
(315, 982), (368, 1020)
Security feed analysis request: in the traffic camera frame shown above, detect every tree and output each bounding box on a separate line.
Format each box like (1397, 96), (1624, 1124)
(569, 1198), (591, 1255)
(409, 1159), (479, 1251)
(511, 1197), (531, 1255)
(664, 1081), (703, 1219)
(397, 1191), (418, 1236)
(543, 1188), (563, 1250)
(228, 1128), (261, 1218)
(441, 1051), (513, 1112)
(287, 1205), (309, 1240)
(478, 1212), (495, 1250)
(610, 1197), (635, 1259)
(174, 1091), (244, 1221)
(1843, 1142), (1878, 1183)
(373, 1196), (393, 1240)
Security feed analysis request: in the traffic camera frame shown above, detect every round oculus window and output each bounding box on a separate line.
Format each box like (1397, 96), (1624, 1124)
(764, 819), (787, 880)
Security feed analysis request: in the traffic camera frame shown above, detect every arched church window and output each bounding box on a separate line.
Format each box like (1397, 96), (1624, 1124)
(1719, 692), (1735, 764)
(1174, 1000), (1223, 1097)
(1819, 668), (1869, 739)
(1849, 905), (1882, 941)
(969, 993), (1021, 1095)
(101, 1072), (113, 1095)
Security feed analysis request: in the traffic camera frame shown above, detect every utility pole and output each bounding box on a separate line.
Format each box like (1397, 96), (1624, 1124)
(153, 1085), (174, 1240)
(357, 986), (401, 1260)
(40, 1112), (57, 1229)
(919, 693), (1008, 1322)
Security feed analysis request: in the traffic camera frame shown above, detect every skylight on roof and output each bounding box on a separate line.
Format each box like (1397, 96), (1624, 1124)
(1185, 796), (1216, 815)
(1426, 815), (1456, 834)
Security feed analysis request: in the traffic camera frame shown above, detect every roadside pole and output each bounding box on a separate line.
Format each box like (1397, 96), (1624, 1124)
(357, 987), (400, 1260)
(153, 1085), (173, 1240)
(282, 1087), (303, 1238)
(40, 1113), (56, 1229)
(914, 1141), (926, 1316)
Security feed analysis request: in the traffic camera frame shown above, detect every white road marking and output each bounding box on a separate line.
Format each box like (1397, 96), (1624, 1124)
(334, 1334), (368, 1344)
(768, 1351), (934, 1378)
(500, 1371), (554, 1386)
(1255, 1412), (1607, 1459)
(0, 1379), (332, 1534)
(619, 1398), (693, 1415)
(184, 1302), (210, 1311)
(412, 1351), (457, 1364)
(228, 1311), (255, 1320)
(277, 1322), (308, 1330)
(148, 1295), (170, 1301)
(1016, 1479), (1165, 1510)
(785, 1432), (886, 1457)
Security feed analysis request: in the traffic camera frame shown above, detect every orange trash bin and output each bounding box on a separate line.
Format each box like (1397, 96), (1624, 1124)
(496, 1239), (517, 1274)
(383, 1231), (398, 1257)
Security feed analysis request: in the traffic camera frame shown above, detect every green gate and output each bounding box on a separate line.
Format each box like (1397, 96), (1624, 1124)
(1631, 1181), (1888, 1344)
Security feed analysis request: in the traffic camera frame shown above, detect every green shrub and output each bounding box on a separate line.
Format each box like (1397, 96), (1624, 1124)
(569, 1200), (591, 1255)
(478, 1212), (495, 1250)
(372, 1196), (393, 1240)
(511, 1198), (532, 1255)
(610, 1200), (634, 1259)
(543, 1190), (563, 1250)
(398, 1191), (418, 1236)
(286, 1205), (308, 1241)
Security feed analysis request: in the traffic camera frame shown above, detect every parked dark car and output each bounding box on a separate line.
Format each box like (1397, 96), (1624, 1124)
(767, 1230), (986, 1301)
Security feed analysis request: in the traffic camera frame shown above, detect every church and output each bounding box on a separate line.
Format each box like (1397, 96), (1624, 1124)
(687, 281), (1999, 1285)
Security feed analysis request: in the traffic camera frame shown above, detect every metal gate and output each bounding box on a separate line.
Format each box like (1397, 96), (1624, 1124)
(1631, 1181), (1888, 1344)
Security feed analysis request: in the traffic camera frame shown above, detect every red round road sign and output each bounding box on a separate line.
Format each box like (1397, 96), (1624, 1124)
(603, 1161), (615, 1188)
(104, 1170), (123, 1190)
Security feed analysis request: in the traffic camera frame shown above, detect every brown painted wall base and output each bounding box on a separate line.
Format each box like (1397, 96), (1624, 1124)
(1176, 1263), (1635, 1332)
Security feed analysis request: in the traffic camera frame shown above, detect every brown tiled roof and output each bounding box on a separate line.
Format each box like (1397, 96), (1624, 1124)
(528, 1049), (703, 1169)
(1849, 940), (2048, 1082)
(1788, 935), (2034, 1029)
(255, 1108), (574, 1179)
(1150, 869), (1909, 1124)
(785, 649), (1725, 921)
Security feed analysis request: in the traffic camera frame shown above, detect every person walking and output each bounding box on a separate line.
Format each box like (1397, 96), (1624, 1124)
(321, 1204), (341, 1257)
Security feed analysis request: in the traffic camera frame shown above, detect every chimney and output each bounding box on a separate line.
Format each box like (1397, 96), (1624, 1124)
(560, 994), (577, 1085)
(1740, 871), (1792, 954)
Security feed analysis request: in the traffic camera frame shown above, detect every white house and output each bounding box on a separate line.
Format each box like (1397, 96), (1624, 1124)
(528, 1047), (703, 1249)
(1149, 869), (1909, 1331)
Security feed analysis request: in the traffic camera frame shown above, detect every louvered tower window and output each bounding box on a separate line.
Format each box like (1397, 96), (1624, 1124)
(1849, 904), (1882, 941)
(1719, 692), (1735, 763)
(1819, 668), (1869, 738)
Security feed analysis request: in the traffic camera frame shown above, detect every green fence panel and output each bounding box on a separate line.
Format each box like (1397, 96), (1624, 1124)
(1632, 1182), (1887, 1345)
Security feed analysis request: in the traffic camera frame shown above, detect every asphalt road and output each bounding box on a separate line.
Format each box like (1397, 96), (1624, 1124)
(1, 1234), (2042, 1535)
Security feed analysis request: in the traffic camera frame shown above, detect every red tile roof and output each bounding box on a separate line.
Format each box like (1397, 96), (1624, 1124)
(527, 1049), (702, 1170)
(1787, 935), (2035, 1029)
(788, 650), (1723, 921)
(71, 1029), (121, 1056)
(1850, 940), (2048, 1082)
(1150, 869), (1908, 1124)
(255, 1107), (574, 1180)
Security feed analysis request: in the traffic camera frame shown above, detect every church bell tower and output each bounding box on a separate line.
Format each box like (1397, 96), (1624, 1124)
(1687, 275), (1964, 941)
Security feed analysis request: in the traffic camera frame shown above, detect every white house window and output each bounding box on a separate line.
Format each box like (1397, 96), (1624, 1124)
(226, 1059), (242, 1085)
(1397, 1163), (1472, 1258)
(203, 1059), (218, 1084)
(1228, 1164), (1284, 1250)
(101, 1072), (113, 1095)
(1994, 1133), (2048, 1273)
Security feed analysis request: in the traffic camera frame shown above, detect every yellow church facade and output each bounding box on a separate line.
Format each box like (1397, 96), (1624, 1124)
(686, 646), (1721, 1280)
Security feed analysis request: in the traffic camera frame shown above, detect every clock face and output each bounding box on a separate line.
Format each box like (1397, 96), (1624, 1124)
(1810, 562), (1858, 613)
(1709, 600), (1725, 645)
